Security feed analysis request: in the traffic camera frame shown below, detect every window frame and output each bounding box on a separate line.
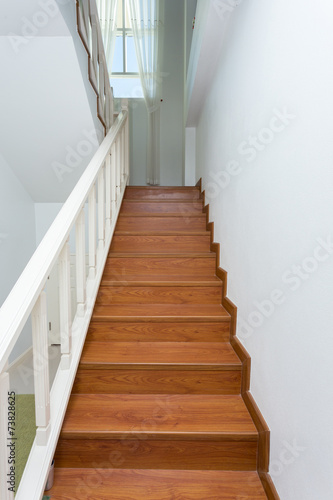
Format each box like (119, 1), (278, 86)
(112, 0), (139, 77)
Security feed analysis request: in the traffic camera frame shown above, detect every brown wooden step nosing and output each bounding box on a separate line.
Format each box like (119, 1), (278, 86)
(92, 316), (231, 323)
(59, 431), (259, 442)
(100, 280), (222, 287)
(122, 199), (203, 204)
(77, 362), (241, 371)
(118, 213), (206, 218)
(107, 253), (216, 258)
(114, 231), (210, 236)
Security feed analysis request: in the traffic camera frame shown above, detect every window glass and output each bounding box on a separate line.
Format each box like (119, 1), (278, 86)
(126, 36), (139, 73)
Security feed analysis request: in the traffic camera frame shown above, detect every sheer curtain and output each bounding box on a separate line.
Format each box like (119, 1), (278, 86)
(96, 0), (119, 72)
(127, 0), (163, 185)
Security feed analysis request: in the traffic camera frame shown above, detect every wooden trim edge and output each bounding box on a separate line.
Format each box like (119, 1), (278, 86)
(197, 178), (280, 499)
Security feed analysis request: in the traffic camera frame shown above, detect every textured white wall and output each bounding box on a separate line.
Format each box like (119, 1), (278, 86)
(194, 0), (333, 498)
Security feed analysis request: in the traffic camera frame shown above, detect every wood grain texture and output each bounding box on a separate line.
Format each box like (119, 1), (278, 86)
(125, 186), (201, 199)
(86, 321), (231, 342)
(110, 234), (211, 253)
(49, 469), (267, 499)
(101, 275), (222, 286)
(92, 304), (231, 322)
(116, 215), (207, 231)
(60, 394), (258, 438)
(72, 368), (241, 395)
(96, 286), (222, 305)
(103, 255), (216, 276)
(79, 341), (241, 366)
(55, 439), (258, 470)
(121, 200), (204, 214)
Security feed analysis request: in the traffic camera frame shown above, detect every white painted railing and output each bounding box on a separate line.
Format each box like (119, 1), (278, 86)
(0, 105), (129, 500)
(77, 0), (114, 131)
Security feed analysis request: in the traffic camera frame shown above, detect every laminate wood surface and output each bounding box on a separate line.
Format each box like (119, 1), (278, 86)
(79, 341), (241, 367)
(103, 255), (216, 275)
(86, 321), (231, 342)
(92, 304), (231, 322)
(72, 368), (242, 395)
(49, 469), (267, 499)
(116, 215), (207, 231)
(60, 394), (258, 438)
(96, 285), (222, 304)
(124, 186), (201, 199)
(55, 438), (258, 470)
(101, 275), (222, 286)
(110, 234), (211, 253)
(121, 200), (204, 214)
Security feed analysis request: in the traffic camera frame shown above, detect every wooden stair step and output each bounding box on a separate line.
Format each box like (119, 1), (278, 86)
(110, 234), (210, 253)
(86, 321), (231, 342)
(101, 274), (221, 286)
(121, 200), (203, 214)
(96, 285), (222, 305)
(60, 394), (258, 439)
(116, 215), (207, 231)
(92, 304), (231, 322)
(124, 186), (201, 200)
(49, 469), (267, 499)
(79, 342), (241, 367)
(73, 342), (242, 395)
(103, 255), (216, 276)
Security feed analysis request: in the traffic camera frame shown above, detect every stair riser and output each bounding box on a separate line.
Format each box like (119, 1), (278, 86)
(103, 257), (216, 276)
(121, 201), (203, 214)
(110, 235), (211, 253)
(72, 369), (241, 395)
(55, 439), (257, 470)
(96, 286), (222, 305)
(124, 188), (201, 200)
(116, 217), (207, 232)
(86, 322), (230, 342)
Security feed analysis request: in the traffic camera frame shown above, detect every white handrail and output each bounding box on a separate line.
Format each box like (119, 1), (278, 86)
(0, 106), (129, 500)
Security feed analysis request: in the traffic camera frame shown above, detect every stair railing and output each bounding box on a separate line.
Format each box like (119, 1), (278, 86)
(0, 102), (129, 500)
(77, 0), (114, 131)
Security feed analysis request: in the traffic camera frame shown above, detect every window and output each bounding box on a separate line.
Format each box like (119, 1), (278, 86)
(110, 0), (144, 98)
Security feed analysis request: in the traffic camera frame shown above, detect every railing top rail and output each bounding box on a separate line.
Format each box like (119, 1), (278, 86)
(0, 110), (127, 374)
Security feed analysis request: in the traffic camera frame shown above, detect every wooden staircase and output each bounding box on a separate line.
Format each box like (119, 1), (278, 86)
(49, 186), (269, 499)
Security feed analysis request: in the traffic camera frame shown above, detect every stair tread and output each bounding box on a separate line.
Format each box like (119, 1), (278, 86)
(114, 231), (210, 235)
(92, 304), (230, 321)
(118, 213), (206, 218)
(101, 274), (221, 286)
(108, 252), (215, 258)
(49, 469), (267, 499)
(80, 342), (241, 367)
(61, 394), (258, 438)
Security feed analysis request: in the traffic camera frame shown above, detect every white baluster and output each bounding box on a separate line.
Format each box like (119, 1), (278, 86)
(88, 186), (96, 280)
(121, 126), (125, 184)
(75, 208), (86, 317)
(105, 153), (111, 230)
(116, 138), (121, 198)
(0, 363), (14, 499)
(98, 166), (105, 258)
(58, 242), (72, 370)
(32, 292), (51, 446)
(125, 115), (130, 183)
(111, 142), (117, 218)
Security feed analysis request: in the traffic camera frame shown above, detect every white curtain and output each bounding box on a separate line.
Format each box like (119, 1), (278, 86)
(96, 0), (119, 73)
(127, 0), (163, 185)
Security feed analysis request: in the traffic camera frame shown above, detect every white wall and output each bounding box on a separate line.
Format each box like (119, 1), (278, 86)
(0, 154), (36, 359)
(194, 1), (333, 499)
(129, 0), (185, 186)
(0, 0), (104, 202)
